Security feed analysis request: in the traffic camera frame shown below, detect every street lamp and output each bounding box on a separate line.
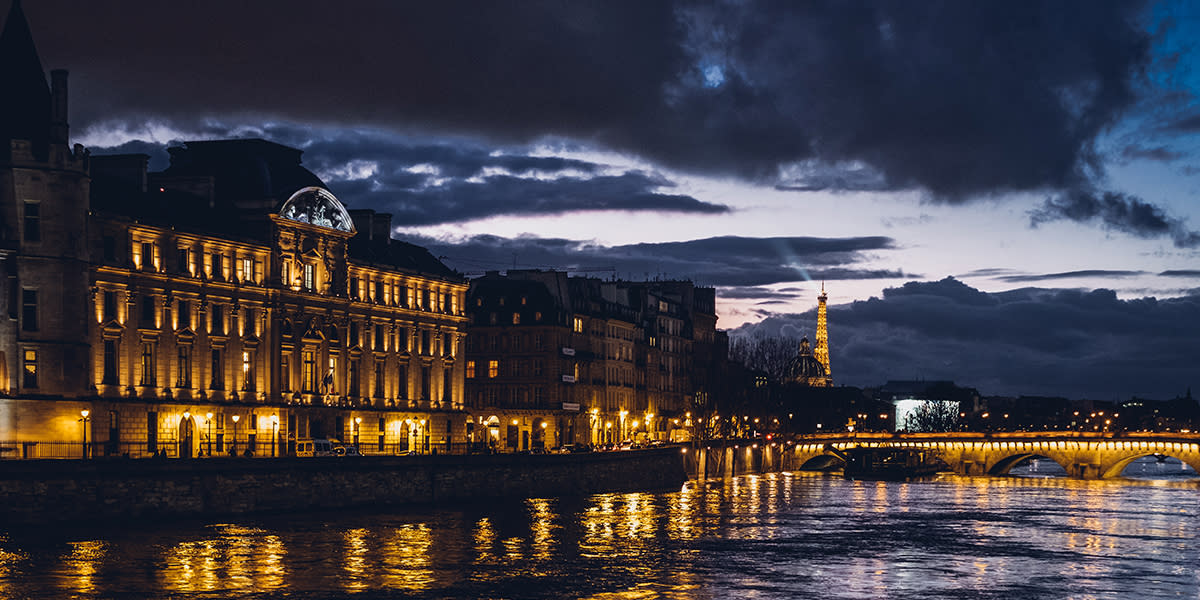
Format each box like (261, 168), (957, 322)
(231, 414), (240, 456)
(271, 415), (279, 457)
(205, 412), (213, 457)
(354, 416), (362, 450)
(79, 409), (90, 459)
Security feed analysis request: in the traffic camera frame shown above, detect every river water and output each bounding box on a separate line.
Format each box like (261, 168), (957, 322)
(0, 457), (1196, 599)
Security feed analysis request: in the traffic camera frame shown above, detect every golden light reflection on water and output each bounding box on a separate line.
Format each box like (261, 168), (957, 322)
(61, 540), (105, 595)
(379, 524), (435, 591)
(527, 499), (558, 561)
(161, 525), (287, 593)
(342, 527), (369, 591)
(0, 537), (27, 600)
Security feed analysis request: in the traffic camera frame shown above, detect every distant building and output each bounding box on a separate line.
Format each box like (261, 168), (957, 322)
(0, 1), (468, 458)
(464, 270), (718, 448)
(878, 380), (980, 432)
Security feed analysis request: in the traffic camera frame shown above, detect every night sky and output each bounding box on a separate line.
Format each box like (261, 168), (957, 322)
(15, 0), (1200, 400)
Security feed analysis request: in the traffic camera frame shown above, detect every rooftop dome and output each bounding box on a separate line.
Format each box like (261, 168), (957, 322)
(786, 337), (828, 383)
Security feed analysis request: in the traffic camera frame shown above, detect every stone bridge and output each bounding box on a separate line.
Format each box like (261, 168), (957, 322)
(788, 432), (1200, 479)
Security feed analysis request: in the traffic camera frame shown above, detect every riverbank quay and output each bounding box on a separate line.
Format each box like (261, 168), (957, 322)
(0, 448), (687, 526)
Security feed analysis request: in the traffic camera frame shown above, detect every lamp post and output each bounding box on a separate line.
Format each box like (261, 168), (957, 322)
(79, 409), (90, 459)
(353, 416), (361, 450)
(271, 415), (279, 457)
(231, 414), (240, 456)
(205, 412), (213, 457)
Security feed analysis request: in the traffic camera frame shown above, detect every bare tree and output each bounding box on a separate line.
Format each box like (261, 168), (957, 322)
(728, 334), (800, 382)
(902, 400), (960, 432)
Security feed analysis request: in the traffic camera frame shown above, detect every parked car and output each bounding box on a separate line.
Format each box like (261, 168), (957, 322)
(333, 444), (362, 457)
(296, 438), (336, 457)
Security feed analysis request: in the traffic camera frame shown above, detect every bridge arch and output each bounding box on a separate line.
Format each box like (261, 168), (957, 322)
(986, 453), (1067, 476)
(1101, 452), (1200, 479)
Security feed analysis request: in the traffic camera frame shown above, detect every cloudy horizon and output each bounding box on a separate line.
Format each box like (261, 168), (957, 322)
(14, 0), (1200, 400)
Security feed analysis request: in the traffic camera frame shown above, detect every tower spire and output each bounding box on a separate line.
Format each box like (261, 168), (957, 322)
(814, 284), (831, 383)
(0, 0), (52, 157)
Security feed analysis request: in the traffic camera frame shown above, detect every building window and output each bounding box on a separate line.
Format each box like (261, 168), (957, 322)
(176, 346), (192, 388)
(532, 358), (543, 376)
(534, 334), (544, 350)
(375, 281), (385, 304)
(22, 348), (37, 389)
(399, 286), (410, 307)
(103, 339), (119, 384)
(421, 366), (431, 400)
(374, 324), (384, 351)
(23, 202), (39, 242)
(140, 343), (156, 386)
(349, 360), (360, 396)
(21, 290), (36, 332)
(178, 248), (190, 274)
(349, 278), (359, 298)
(443, 369), (452, 402)
(239, 257), (252, 282)
(443, 333), (452, 357)
(103, 291), (118, 322)
(303, 264), (314, 291)
(373, 360), (384, 398)
(421, 330), (430, 355)
(302, 350), (316, 393)
(177, 300), (191, 330)
(210, 304), (224, 336)
(280, 355), (291, 393)
(512, 312), (521, 325)
(466, 360), (475, 379)
(488, 360), (499, 378)
(211, 252), (224, 280)
(573, 317), (583, 333)
(141, 242), (155, 271)
(103, 236), (117, 262)
(397, 364), (408, 399)
(210, 349), (224, 390)
(141, 295), (156, 327)
(242, 351), (255, 392)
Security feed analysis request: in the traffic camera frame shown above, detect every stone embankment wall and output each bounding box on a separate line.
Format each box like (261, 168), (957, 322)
(0, 448), (687, 526)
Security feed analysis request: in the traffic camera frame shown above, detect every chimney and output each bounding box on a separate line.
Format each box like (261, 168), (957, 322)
(50, 69), (69, 144)
(372, 213), (393, 243)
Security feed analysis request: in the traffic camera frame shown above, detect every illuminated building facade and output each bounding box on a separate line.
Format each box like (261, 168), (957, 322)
(0, 2), (468, 457)
(465, 271), (717, 449)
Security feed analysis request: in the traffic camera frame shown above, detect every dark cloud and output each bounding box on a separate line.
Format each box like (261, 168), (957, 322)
(23, 0), (1156, 202)
(996, 270), (1148, 283)
(1161, 112), (1200, 133)
(1030, 188), (1200, 248)
(735, 277), (1200, 399)
(409, 233), (905, 288)
(1120, 144), (1184, 162)
(1159, 270), (1200, 277)
(90, 124), (727, 225)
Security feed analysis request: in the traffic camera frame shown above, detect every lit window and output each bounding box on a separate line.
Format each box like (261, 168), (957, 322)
(488, 360), (499, 378)
(22, 349), (37, 388)
(573, 317), (583, 333)
(466, 361), (476, 378)
(512, 312), (521, 325)
(303, 264), (314, 290)
(140, 343), (156, 386)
